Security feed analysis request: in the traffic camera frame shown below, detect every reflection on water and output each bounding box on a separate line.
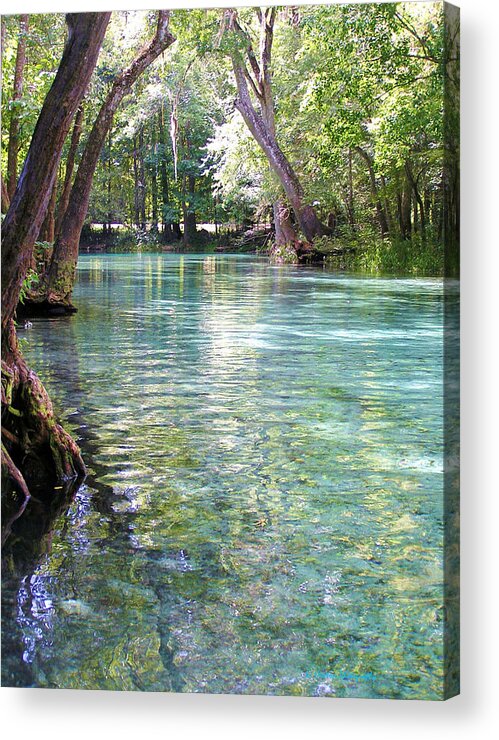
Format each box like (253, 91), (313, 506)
(2, 254), (447, 698)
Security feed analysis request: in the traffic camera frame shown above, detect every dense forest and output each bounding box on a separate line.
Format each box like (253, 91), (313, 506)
(2, 4), (459, 276)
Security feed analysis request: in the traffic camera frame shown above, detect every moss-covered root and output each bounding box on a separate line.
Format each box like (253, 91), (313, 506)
(46, 255), (77, 307)
(21, 260), (78, 317)
(1, 350), (86, 503)
(22, 366), (86, 481)
(269, 241), (300, 264)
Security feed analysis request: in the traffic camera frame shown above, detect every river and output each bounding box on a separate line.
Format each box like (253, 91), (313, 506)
(2, 253), (446, 698)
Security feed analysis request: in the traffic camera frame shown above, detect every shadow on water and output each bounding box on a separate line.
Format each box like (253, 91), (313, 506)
(2, 305), (185, 690)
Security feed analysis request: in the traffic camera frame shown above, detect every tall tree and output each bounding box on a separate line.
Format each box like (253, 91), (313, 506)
(355, 146), (390, 237)
(41, 10), (175, 309)
(38, 177), (58, 242)
(6, 14), (29, 199)
(133, 132), (141, 227)
(182, 173), (197, 246)
(138, 126), (147, 229)
(1, 12), (110, 504)
(223, 9), (329, 245)
(55, 104), (84, 238)
(157, 106), (173, 240)
(149, 123), (159, 231)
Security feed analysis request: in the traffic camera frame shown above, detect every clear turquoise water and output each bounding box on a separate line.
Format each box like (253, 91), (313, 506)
(2, 254), (446, 698)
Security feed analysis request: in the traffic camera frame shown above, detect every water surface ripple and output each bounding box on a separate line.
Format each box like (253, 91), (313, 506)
(2, 254), (444, 698)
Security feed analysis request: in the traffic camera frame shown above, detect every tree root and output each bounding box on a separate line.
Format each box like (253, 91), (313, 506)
(1, 324), (86, 543)
(269, 239), (319, 264)
(269, 241), (301, 264)
(1, 442), (30, 503)
(269, 238), (357, 265)
(17, 284), (78, 317)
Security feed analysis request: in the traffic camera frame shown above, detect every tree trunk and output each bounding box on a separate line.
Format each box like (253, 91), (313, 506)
(413, 193), (419, 231)
(424, 188), (431, 230)
(347, 148), (355, 231)
(158, 108), (173, 240)
(133, 134), (141, 228)
(39, 177), (58, 243)
(150, 124), (159, 231)
(380, 173), (393, 233)
(2, 326), (85, 495)
(355, 146), (389, 237)
(55, 104), (84, 238)
(1, 12), (110, 515)
(257, 36), (299, 253)
(271, 200), (301, 261)
(405, 160), (426, 241)
(138, 126), (146, 230)
(181, 175), (187, 241)
(233, 63), (327, 242)
(2, 12), (110, 326)
(341, 183), (355, 232)
(227, 9), (328, 244)
(39, 12), (175, 309)
(151, 171), (158, 231)
(273, 201), (296, 246)
(7, 15), (29, 200)
(1, 176), (10, 214)
(183, 175), (197, 246)
(398, 174), (412, 239)
(106, 126), (113, 234)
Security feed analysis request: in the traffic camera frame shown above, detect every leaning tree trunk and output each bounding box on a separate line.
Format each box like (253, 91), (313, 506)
(233, 67), (327, 244)
(226, 8), (328, 245)
(233, 68), (328, 242)
(1, 12), (110, 513)
(1, 12), (110, 325)
(55, 104), (84, 239)
(38, 177), (58, 243)
(36, 11), (175, 311)
(6, 15), (29, 200)
(255, 31), (299, 257)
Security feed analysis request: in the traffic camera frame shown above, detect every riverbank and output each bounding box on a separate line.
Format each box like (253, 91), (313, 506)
(77, 223), (447, 276)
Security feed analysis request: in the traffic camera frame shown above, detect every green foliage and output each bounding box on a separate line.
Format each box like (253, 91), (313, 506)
(18, 268), (39, 303)
(1, 14), (66, 179)
(324, 228), (444, 276)
(2, 5), (455, 276)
